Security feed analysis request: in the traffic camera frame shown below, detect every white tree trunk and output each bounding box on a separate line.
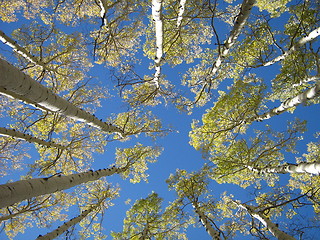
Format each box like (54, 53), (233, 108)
(264, 27), (320, 66)
(239, 203), (296, 240)
(97, 0), (109, 26)
(253, 81), (320, 121)
(247, 162), (320, 175)
(292, 75), (320, 88)
(176, 0), (186, 28)
(36, 207), (95, 240)
(210, 0), (256, 76)
(0, 58), (124, 136)
(0, 127), (66, 150)
(151, 0), (163, 88)
(192, 202), (221, 240)
(0, 30), (56, 72)
(0, 166), (119, 208)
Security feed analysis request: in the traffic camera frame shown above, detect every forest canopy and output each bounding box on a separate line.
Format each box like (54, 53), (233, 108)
(0, 0), (319, 239)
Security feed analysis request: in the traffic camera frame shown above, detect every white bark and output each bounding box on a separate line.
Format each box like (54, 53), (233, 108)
(210, 0), (256, 76)
(0, 166), (119, 208)
(292, 75), (320, 88)
(97, 0), (109, 26)
(254, 81), (320, 121)
(0, 127), (66, 150)
(264, 27), (320, 66)
(192, 202), (221, 240)
(0, 58), (124, 136)
(0, 30), (56, 72)
(36, 207), (96, 240)
(176, 0), (186, 28)
(248, 162), (320, 175)
(151, 0), (163, 88)
(239, 203), (296, 240)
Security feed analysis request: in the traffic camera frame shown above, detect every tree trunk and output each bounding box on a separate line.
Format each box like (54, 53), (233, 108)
(192, 202), (221, 240)
(97, 0), (108, 26)
(0, 127), (66, 150)
(292, 75), (320, 88)
(248, 162), (320, 175)
(176, 0), (186, 28)
(0, 58), (124, 136)
(0, 30), (56, 73)
(264, 27), (320, 66)
(36, 206), (96, 240)
(97, 0), (119, 27)
(0, 166), (119, 208)
(239, 203), (296, 240)
(151, 0), (163, 88)
(210, 0), (256, 76)
(249, 81), (320, 122)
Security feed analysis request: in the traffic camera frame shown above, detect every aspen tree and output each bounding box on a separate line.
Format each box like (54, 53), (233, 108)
(167, 169), (223, 239)
(192, 201), (221, 240)
(0, 58), (124, 136)
(237, 203), (296, 240)
(0, 127), (66, 149)
(112, 192), (188, 239)
(0, 166), (118, 208)
(176, 0), (186, 28)
(151, 0), (163, 88)
(0, 0), (319, 238)
(36, 207), (98, 240)
(0, 143), (159, 208)
(0, 30), (56, 73)
(252, 81), (320, 122)
(209, 0), (256, 77)
(247, 162), (320, 175)
(36, 183), (117, 240)
(263, 27), (320, 66)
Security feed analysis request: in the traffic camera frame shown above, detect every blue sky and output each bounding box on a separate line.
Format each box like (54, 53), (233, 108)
(0, 1), (320, 239)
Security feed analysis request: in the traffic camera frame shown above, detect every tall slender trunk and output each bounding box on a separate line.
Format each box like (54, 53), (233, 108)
(210, 0), (256, 76)
(0, 127), (66, 150)
(176, 0), (186, 28)
(97, 0), (108, 26)
(0, 166), (120, 208)
(247, 162), (320, 175)
(0, 58), (124, 136)
(0, 30), (57, 73)
(292, 75), (320, 88)
(264, 27), (320, 66)
(151, 0), (163, 88)
(97, 0), (119, 27)
(192, 201), (221, 240)
(251, 81), (320, 122)
(209, 77), (320, 134)
(239, 203), (296, 240)
(36, 206), (97, 240)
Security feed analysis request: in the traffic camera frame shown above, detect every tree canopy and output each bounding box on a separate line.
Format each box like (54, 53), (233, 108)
(0, 0), (319, 239)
